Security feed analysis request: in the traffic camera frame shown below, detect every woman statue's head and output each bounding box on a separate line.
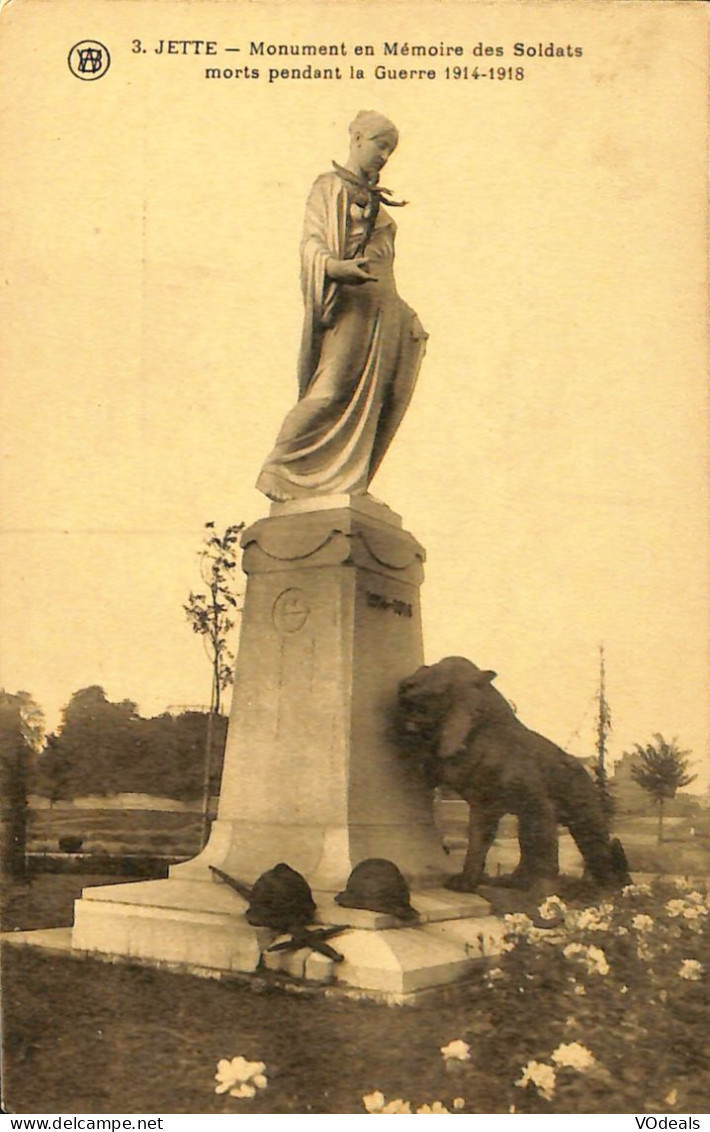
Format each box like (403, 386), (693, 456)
(348, 110), (399, 181)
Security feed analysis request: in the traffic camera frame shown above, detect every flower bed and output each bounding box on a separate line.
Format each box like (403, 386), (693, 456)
(3, 877), (709, 1113)
(349, 879), (710, 1113)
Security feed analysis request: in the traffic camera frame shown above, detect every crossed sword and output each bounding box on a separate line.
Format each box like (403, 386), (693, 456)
(210, 866), (345, 962)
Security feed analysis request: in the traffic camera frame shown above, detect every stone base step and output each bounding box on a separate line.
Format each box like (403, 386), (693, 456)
(70, 875), (504, 998)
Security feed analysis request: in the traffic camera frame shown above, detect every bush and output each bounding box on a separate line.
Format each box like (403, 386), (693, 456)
(352, 881), (709, 1114)
(435, 880), (710, 1113)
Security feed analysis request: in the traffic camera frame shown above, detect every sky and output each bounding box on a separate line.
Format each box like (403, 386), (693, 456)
(1, 0), (708, 789)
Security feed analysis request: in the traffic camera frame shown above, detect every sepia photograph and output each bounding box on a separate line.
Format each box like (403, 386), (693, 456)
(1, 0), (708, 1117)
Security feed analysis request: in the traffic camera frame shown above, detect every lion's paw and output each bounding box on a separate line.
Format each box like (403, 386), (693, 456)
(444, 873), (479, 893)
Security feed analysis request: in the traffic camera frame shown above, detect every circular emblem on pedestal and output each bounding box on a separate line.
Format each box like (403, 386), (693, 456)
(272, 588), (310, 634)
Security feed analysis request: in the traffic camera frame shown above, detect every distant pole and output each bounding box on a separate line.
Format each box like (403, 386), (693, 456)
(595, 644), (612, 773)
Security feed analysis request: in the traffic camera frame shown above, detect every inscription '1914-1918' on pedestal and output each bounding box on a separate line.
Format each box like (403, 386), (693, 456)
(366, 591), (413, 618)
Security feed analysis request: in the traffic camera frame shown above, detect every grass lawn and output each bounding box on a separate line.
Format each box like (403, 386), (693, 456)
(2, 944), (493, 1115)
(451, 825), (710, 883)
(28, 809), (203, 858)
(2, 872), (709, 1114)
(27, 806), (710, 878)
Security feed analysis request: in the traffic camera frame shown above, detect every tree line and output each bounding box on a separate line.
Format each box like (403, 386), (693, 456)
(2, 524), (242, 813)
(6, 686), (227, 803)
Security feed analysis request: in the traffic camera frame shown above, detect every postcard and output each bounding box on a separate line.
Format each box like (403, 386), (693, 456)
(1, 0), (707, 1118)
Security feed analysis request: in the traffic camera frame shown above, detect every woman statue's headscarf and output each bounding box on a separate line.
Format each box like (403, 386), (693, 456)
(349, 110), (399, 145)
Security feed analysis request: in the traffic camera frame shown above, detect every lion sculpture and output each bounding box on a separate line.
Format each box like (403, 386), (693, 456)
(397, 656), (630, 892)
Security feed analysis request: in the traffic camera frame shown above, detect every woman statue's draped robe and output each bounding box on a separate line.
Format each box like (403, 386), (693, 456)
(256, 171), (428, 501)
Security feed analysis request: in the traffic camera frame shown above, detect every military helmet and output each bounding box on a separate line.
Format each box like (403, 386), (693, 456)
(246, 862), (316, 931)
(335, 858), (419, 920)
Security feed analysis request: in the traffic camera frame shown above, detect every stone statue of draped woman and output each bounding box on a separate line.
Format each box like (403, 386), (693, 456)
(256, 112), (428, 502)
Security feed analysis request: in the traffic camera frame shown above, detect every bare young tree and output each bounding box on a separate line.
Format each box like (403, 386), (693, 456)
(184, 522), (244, 843)
(628, 734), (696, 843)
(184, 522), (244, 716)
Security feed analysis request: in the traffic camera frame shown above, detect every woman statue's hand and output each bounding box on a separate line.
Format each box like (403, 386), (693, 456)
(326, 257), (377, 285)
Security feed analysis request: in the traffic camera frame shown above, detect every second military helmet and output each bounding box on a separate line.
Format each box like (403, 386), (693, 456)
(335, 858), (419, 920)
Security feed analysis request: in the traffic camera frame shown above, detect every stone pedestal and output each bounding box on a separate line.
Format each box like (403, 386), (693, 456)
(70, 495), (502, 997)
(71, 877), (503, 1000)
(173, 494), (450, 890)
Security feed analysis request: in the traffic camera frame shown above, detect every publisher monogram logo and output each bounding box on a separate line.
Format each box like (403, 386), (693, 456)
(68, 40), (111, 80)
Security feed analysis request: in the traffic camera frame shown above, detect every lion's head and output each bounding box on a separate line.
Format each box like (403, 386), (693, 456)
(397, 656), (515, 759)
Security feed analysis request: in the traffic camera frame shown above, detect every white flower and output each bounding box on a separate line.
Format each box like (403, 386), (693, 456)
(686, 891), (706, 905)
(228, 1084), (256, 1099)
(503, 912), (535, 936)
(452, 1098), (465, 1110)
(636, 941), (653, 962)
(574, 983), (587, 996)
(363, 1092), (413, 1114)
(585, 945), (609, 975)
(622, 882), (652, 898)
(441, 1039), (471, 1062)
(486, 967), (505, 981)
(538, 895), (567, 921)
(381, 1099), (412, 1114)
(666, 899), (687, 918)
(682, 904), (707, 920)
(416, 1102), (450, 1113)
(500, 914), (557, 950)
(515, 1061), (556, 1101)
(551, 1042), (597, 1072)
(632, 914), (654, 933)
(665, 895), (707, 920)
(215, 1056), (268, 1098)
(662, 892), (708, 922)
(570, 904), (612, 933)
(563, 942), (609, 975)
(679, 959), (704, 981)
(620, 985), (629, 994)
(666, 1088), (678, 1106)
